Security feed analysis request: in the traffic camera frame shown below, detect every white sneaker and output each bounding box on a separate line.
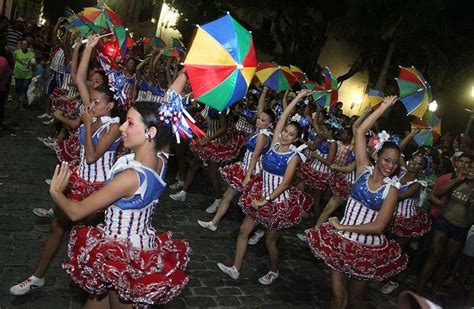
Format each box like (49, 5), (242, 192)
(169, 180), (184, 190)
(45, 179), (52, 185)
(197, 220), (217, 232)
(37, 113), (51, 119)
(43, 118), (54, 125)
(248, 229), (265, 245)
(258, 270), (279, 285)
(33, 208), (54, 218)
(217, 263), (240, 280)
(205, 199), (221, 214)
(10, 275), (45, 295)
(380, 281), (400, 294)
(296, 228), (312, 243)
(170, 190), (187, 202)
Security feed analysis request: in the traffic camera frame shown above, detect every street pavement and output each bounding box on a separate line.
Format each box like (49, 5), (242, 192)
(0, 101), (404, 308)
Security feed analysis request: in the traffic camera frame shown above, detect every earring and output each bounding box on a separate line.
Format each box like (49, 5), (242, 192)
(107, 108), (111, 111)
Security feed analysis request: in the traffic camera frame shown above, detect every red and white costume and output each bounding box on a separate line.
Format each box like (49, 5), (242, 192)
(329, 143), (355, 200)
(307, 166), (408, 280)
(298, 139), (336, 190)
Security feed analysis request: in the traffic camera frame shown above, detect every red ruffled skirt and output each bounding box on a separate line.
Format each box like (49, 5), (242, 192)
(239, 174), (313, 230)
(55, 132), (81, 167)
(189, 135), (245, 164)
(219, 162), (247, 192)
(297, 160), (330, 190)
(329, 172), (351, 200)
(307, 223), (408, 281)
(63, 225), (190, 305)
(388, 211), (431, 238)
(50, 87), (67, 101)
(66, 168), (104, 202)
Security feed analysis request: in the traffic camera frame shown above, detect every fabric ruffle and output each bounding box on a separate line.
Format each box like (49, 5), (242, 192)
(219, 162), (248, 192)
(66, 168), (105, 202)
(388, 211), (431, 238)
(307, 223), (408, 281)
(239, 174), (313, 230)
(189, 133), (246, 163)
(55, 132), (81, 168)
(63, 225), (190, 305)
(297, 160), (330, 190)
(329, 172), (351, 200)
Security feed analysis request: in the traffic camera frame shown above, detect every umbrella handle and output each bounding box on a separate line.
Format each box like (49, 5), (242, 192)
(72, 32), (117, 48)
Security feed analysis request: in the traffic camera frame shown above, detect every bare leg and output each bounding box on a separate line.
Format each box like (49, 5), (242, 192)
(175, 141), (187, 182)
(211, 187), (238, 225)
(208, 162), (223, 199)
(33, 209), (71, 278)
(316, 195), (344, 225)
(348, 278), (368, 309)
(83, 294), (110, 309)
(431, 238), (464, 294)
(233, 215), (258, 270)
(416, 230), (448, 293)
(312, 189), (323, 222)
(265, 230), (281, 272)
(182, 158), (200, 191)
(330, 270), (348, 309)
(108, 290), (133, 309)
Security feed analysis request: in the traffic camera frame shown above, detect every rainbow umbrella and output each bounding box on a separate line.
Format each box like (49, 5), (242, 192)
(368, 88), (384, 110)
(143, 36), (165, 48)
(162, 47), (186, 61)
(302, 68), (338, 108)
(411, 111), (441, 146)
(290, 65), (306, 81)
(183, 13), (257, 111)
(396, 66), (432, 118)
(81, 4), (123, 29)
(65, 16), (100, 38)
(255, 62), (297, 92)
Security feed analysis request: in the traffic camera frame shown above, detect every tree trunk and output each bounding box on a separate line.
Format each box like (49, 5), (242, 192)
(374, 41), (395, 91)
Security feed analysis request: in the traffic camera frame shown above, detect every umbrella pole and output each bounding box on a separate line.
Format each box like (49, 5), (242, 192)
(73, 32), (115, 48)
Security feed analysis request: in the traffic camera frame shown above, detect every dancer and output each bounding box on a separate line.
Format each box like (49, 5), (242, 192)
(10, 35), (122, 296)
(217, 89), (314, 285)
(197, 91), (274, 231)
(307, 95), (408, 308)
(53, 100), (189, 307)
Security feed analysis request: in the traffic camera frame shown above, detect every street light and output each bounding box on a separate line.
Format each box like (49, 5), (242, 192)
(428, 100), (438, 112)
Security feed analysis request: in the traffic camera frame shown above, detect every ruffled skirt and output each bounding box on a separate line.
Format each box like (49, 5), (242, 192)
(388, 211), (431, 238)
(189, 134), (245, 164)
(219, 162), (247, 192)
(297, 160), (330, 190)
(329, 172), (351, 200)
(55, 131), (81, 167)
(63, 225), (190, 305)
(307, 223), (408, 281)
(66, 168), (105, 202)
(239, 174), (313, 230)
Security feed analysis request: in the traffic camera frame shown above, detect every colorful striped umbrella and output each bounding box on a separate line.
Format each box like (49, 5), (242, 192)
(290, 65), (306, 82)
(183, 13), (257, 111)
(81, 4), (123, 29)
(302, 68), (338, 108)
(162, 47), (186, 61)
(65, 16), (100, 37)
(396, 66), (432, 118)
(255, 63), (297, 92)
(411, 111), (441, 146)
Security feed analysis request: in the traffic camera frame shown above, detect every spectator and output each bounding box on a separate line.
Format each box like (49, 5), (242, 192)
(0, 45), (11, 130)
(6, 19), (23, 52)
(13, 39), (35, 110)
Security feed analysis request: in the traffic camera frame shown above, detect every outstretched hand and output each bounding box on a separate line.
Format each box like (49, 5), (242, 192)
(50, 161), (71, 194)
(382, 95), (398, 107)
(86, 34), (101, 49)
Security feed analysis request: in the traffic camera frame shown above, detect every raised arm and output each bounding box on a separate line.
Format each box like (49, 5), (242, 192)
(400, 128), (420, 152)
(353, 96), (398, 176)
(51, 17), (66, 46)
(70, 38), (81, 85)
(272, 89), (312, 145)
(77, 35), (100, 107)
(257, 86), (269, 114)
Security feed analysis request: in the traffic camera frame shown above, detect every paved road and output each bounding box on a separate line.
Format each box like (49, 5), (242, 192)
(0, 102), (402, 308)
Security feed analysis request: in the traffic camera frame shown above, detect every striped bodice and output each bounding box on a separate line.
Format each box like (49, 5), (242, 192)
(103, 154), (167, 250)
(206, 118), (226, 143)
(339, 198), (386, 246)
(78, 117), (121, 183)
(241, 129), (272, 174)
(136, 80), (164, 103)
(310, 141), (333, 173)
(395, 180), (423, 217)
(235, 115), (254, 134)
(333, 142), (353, 166)
(61, 71), (78, 97)
(50, 47), (65, 73)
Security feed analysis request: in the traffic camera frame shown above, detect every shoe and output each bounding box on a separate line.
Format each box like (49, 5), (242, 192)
(41, 140), (56, 151)
(258, 270), (279, 285)
(297, 228), (312, 243)
(45, 137), (55, 143)
(37, 137), (46, 143)
(170, 190), (187, 202)
(197, 220), (217, 232)
(33, 208), (54, 218)
(248, 229), (265, 245)
(45, 179), (52, 185)
(205, 199), (221, 214)
(380, 281), (400, 294)
(37, 113), (51, 119)
(217, 263), (239, 280)
(169, 180), (184, 190)
(10, 275), (45, 295)
(43, 118), (54, 125)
